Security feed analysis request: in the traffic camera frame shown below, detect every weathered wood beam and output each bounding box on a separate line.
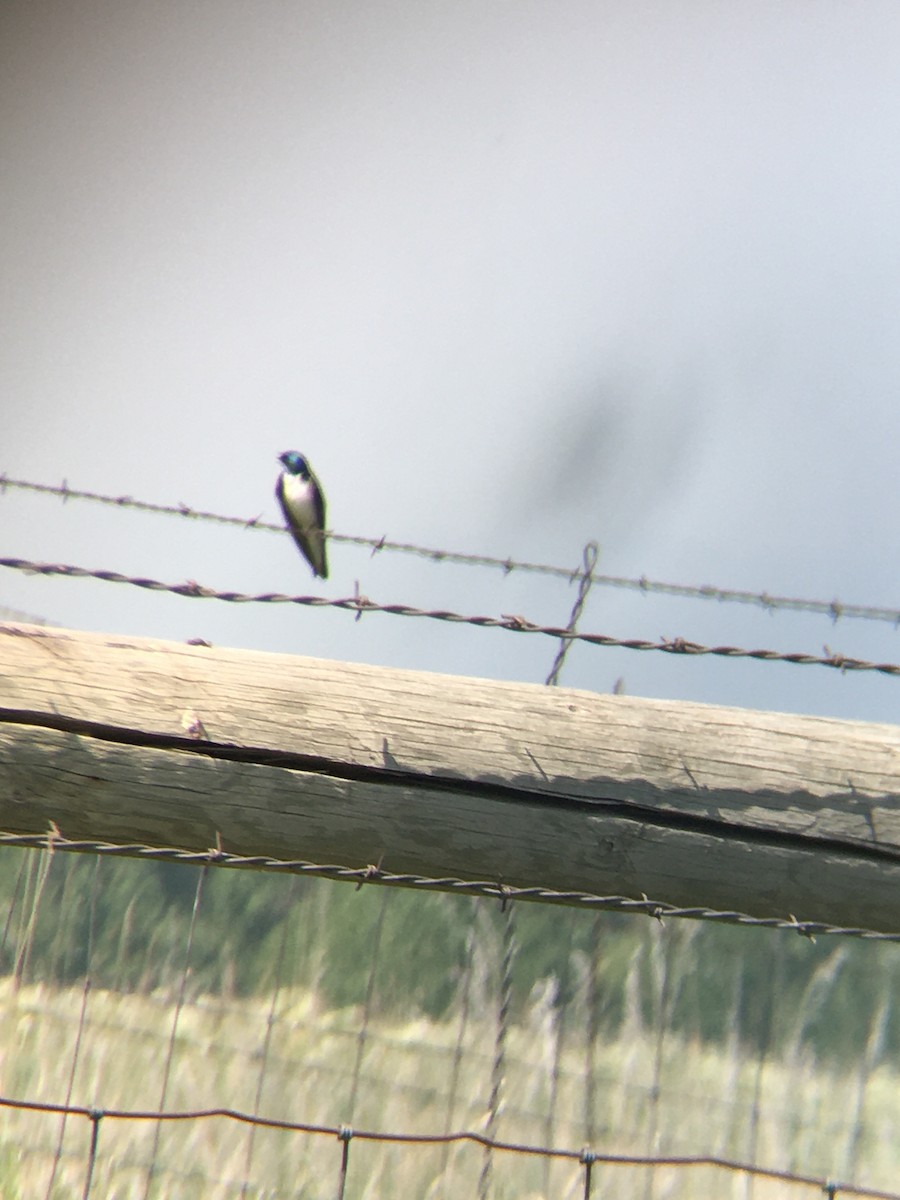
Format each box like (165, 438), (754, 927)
(1, 622), (899, 929)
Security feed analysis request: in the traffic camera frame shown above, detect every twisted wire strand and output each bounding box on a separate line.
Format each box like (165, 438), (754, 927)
(546, 541), (599, 685)
(1, 475), (897, 626)
(1, 556), (897, 676)
(2, 830), (899, 942)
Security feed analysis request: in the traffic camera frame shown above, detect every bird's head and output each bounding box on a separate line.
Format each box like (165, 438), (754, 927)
(279, 451), (310, 478)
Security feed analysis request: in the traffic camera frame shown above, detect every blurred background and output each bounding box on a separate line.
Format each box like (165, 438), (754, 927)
(2, 4), (900, 1197)
(2, 0), (899, 720)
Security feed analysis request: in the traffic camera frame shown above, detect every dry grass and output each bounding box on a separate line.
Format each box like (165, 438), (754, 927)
(0, 974), (897, 1199)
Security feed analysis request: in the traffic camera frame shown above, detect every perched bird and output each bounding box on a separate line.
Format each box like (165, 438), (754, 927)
(275, 451), (329, 579)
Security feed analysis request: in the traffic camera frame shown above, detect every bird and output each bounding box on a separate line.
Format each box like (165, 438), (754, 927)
(275, 451), (329, 579)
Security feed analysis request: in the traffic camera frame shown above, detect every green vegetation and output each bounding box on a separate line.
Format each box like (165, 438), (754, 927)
(0, 845), (898, 1195)
(2, 846), (897, 1066)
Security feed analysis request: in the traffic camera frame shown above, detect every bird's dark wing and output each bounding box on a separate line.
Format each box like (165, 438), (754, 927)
(276, 475), (328, 579)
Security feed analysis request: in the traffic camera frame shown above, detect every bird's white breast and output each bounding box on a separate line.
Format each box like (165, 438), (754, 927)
(280, 473), (317, 526)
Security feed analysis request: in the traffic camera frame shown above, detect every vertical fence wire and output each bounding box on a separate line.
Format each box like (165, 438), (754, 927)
(645, 920), (700, 1200)
(439, 902), (478, 1186)
(643, 921), (671, 1200)
(47, 853), (79, 984)
(746, 933), (786, 1200)
(45, 855), (102, 1200)
(336, 1127), (352, 1200)
(239, 876), (301, 1198)
(0, 846), (29, 964)
(14, 839), (55, 988)
(478, 899), (517, 1200)
(2, 850), (898, 1196)
(80, 1110), (102, 1200)
(846, 985), (890, 1180)
(581, 1152), (595, 1200)
(646, 921), (671, 1150)
(545, 542), (599, 686)
(717, 953), (746, 1162)
(543, 912), (575, 1199)
(0, 853), (898, 1196)
(142, 862), (209, 1200)
(346, 887), (391, 1123)
(546, 542), (600, 1191)
(584, 913), (604, 1147)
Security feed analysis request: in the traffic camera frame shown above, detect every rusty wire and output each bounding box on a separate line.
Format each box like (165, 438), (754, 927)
(2, 828), (899, 1197)
(479, 900), (517, 1199)
(0, 1093), (895, 1199)
(1, 474), (897, 627)
(1, 556), (898, 677)
(546, 540), (599, 685)
(2, 830), (900, 942)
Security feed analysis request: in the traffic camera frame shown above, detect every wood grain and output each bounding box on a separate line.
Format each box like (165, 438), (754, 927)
(1, 622), (899, 929)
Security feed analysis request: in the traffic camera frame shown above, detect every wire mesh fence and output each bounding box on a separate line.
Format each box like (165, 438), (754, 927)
(1, 841), (899, 1199)
(2, 476), (900, 1197)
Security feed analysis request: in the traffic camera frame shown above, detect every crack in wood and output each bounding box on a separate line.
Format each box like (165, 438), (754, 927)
(2, 706), (899, 868)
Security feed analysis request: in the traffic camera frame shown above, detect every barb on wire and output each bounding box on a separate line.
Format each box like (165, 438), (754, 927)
(1, 830), (899, 943)
(1, 555), (898, 678)
(1, 475), (897, 627)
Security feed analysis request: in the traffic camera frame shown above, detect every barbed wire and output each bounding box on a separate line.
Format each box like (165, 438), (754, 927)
(1, 554), (898, 677)
(0, 1090), (897, 1198)
(2, 474), (897, 627)
(3, 829), (900, 942)
(5, 829), (900, 1198)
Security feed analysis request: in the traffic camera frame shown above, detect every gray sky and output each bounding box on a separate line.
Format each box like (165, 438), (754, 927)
(2, 0), (899, 723)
